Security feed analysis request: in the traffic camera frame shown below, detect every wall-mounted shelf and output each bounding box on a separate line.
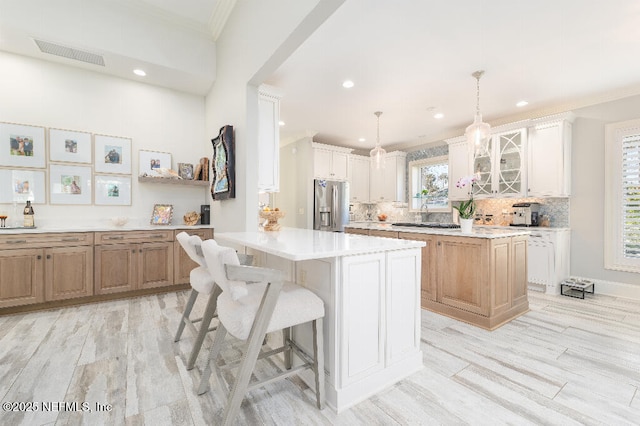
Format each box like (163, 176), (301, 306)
(137, 176), (210, 187)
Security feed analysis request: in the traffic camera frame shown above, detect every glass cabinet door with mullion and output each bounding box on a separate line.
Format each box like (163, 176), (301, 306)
(496, 129), (526, 197)
(472, 136), (493, 198)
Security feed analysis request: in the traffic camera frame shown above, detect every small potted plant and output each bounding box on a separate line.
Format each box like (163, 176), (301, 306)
(453, 175), (478, 233)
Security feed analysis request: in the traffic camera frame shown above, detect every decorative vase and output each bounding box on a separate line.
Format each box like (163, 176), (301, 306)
(460, 217), (473, 233)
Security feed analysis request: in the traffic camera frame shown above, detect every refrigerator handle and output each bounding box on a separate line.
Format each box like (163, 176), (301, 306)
(332, 184), (337, 228)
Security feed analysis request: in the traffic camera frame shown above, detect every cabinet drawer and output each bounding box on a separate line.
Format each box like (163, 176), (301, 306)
(0, 232), (93, 249)
(95, 230), (174, 244)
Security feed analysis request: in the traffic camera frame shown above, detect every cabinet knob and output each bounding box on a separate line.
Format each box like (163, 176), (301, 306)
(46, 254), (51, 259)
(139, 249), (142, 253)
(37, 255), (42, 260)
(437, 242), (441, 246)
(132, 249), (136, 253)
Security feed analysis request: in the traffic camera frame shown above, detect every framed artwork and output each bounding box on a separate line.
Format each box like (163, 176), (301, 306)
(95, 175), (131, 206)
(49, 164), (92, 205)
(0, 169), (46, 203)
(139, 150), (172, 176)
(178, 162), (194, 180)
(94, 134), (132, 174)
(150, 204), (173, 225)
(49, 128), (92, 164)
(211, 125), (235, 200)
(0, 122), (46, 168)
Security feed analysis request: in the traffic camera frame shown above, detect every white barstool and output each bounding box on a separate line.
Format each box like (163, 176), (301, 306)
(197, 240), (325, 425)
(174, 232), (220, 370)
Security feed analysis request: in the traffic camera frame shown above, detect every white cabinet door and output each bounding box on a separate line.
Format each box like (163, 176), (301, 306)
(332, 151), (349, 181)
(257, 86), (281, 192)
(386, 249), (421, 365)
(448, 140), (471, 201)
(340, 253), (385, 386)
(313, 149), (333, 179)
(348, 155), (370, 203)
(528, 119), (572, 197)
(473, 129), (526, 198)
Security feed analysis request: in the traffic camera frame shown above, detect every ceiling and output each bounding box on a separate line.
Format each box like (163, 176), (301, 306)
(266, 0), (640, 152)
(3, 0), (640, 153)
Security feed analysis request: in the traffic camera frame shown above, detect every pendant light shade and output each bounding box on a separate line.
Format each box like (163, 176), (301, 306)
(465, 70), (491, 156)
(370, 111), (386, 169)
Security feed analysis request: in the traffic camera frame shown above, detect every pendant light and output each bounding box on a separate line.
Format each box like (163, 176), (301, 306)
(465, 70), (491, 156)
(370, 111), (386, 169)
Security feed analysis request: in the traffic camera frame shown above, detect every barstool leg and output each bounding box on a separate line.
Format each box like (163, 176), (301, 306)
(197, 323), (227, 395)
(175, 289), (198, 342)
(283, 327), (292, 369)
(312, 318), (325, 410)
(187, 285), (222, 370)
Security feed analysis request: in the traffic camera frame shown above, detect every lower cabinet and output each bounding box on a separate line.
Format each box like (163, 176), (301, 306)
(399, 232), (437, 306)
(0, 233), (94, 308)
(173, 228), (214, 284)
(344, 227), (369, 236)
(94, 230), (174, 295)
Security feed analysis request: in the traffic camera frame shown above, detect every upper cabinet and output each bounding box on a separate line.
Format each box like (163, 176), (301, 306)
(258, 84), (282, 192)
(447, 138), (472, 201)
(370, 151), (407, 203)
(348, 154), (370, 203)
(473, 128), (527, 198)
(312, 142), (352, 181)
(527, 114), (573, 197)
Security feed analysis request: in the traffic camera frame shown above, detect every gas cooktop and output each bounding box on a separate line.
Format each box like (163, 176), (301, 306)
(392, 222), (461, 229)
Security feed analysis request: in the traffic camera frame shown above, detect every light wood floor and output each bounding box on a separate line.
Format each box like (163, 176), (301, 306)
(1, 290), (639, 425)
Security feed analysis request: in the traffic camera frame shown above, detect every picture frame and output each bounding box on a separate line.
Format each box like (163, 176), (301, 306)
(0, 122), (46, 168)
(49, 164), (92, 205)
(0, 169), (46, 204)
(178, 162), (194, 180)
(95, 175), (132, 206)
(49, 128), (92, 164)
(139, 150), (172, 176)
(94, 134), (132, 174)
(211, 125), (235, 200)
(150, 204), (173, 225)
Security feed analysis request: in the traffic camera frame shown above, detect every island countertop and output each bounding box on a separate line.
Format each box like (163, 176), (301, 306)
(214, 227), (425, 261)
(345, 221), (531, 238)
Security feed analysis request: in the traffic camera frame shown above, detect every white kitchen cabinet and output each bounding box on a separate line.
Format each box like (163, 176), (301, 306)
(348, 154), (370, 203)
(473, 128), (527, 198)
(258, 84), (282, 192)
(528, 114), (573, 197)
(446, 136), (472, 201)
(369, 151), (407, 202)
(527, 228), (571, 295)
(312, 142), (351, 181)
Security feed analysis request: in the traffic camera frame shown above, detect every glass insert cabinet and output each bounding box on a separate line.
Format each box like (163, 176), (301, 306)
(473, 128), (527, 198)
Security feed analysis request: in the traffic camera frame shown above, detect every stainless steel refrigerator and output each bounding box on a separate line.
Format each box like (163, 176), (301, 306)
(313, 179), (349, 232)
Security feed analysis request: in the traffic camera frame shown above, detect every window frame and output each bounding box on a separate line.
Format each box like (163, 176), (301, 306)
(408, 155), (451, 213)
(605, 118), (640, 273)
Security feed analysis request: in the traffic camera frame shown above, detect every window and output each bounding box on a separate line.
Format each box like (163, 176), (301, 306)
(408, 155), (450, 212)
(605, 119), (640, 273)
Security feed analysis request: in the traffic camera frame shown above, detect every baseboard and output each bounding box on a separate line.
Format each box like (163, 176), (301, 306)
(570, 276), (640, 301)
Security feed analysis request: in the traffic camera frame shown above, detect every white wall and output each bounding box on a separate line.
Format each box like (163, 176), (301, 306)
(0, 51), (208, 227)
(204, 0), (345, 232)
(571, 95), (640, 297)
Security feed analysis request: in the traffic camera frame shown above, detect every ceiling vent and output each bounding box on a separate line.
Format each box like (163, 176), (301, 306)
(34, 39), (105, 66)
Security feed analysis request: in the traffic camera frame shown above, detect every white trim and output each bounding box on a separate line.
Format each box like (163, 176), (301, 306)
(604, 119), (640, 273)
(569, 276), (640, 301)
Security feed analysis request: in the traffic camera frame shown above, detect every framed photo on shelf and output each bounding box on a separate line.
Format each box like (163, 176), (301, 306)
(0, 169), (46, 204)
(95, 175), (131, 206)
(178, 162), (194, 180)
(94, 134), (132, 174)
(49, 128), (92, 164)
(0, 122), (46, 168)
(139, 150), (172, 176)
(49, 164), (92, 205)
(150, 204), (173, 225)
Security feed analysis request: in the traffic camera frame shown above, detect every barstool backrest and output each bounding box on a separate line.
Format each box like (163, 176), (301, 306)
(176, 231), (209, 268)
(201, 239), (248, 301)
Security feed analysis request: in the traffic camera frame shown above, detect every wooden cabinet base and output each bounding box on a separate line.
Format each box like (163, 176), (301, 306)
(421, 298), (529, 330)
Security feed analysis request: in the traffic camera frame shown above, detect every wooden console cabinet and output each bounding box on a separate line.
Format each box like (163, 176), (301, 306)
(174, 228), (214, 284)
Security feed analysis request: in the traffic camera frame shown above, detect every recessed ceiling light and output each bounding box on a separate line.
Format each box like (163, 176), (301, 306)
(516, 100), (528, 107)
(358, 137), (366, 142)
(278, 121), (285, 126)
(133, 69), (146, 76)
(342, 80), (354, 89)
(433, 113), (444, 119)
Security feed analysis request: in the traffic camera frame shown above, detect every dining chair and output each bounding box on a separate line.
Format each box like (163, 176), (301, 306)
(197, 240), (325, 425)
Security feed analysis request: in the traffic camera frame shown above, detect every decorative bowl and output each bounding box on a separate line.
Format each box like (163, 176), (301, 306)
(377, 214), (388, 222)
(259, 210), (285, 231)
(111, 216), (129, 227)
(183, 211), (200, 226)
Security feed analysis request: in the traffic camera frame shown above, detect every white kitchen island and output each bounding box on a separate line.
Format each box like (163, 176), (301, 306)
(214, 227), (426, 413)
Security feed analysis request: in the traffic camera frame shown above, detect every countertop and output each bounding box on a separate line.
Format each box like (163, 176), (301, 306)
(215, 227), (425, 261)
(0, 224), (214, 235)
(345, 221), (533, 238)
